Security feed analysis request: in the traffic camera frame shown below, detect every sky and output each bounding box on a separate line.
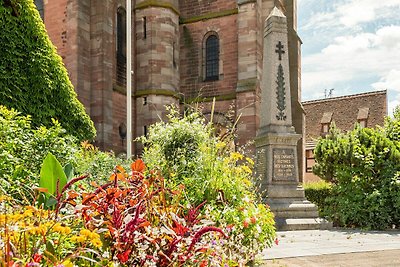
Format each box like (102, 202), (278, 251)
(297, 0), (400, 115)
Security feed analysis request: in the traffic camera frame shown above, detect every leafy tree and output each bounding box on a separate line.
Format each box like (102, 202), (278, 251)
(313, 118), (400, 229)
(0, 0), (95, 141)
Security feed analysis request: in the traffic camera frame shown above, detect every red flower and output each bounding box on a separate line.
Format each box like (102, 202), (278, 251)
(250, 217), (256, 224)
(33, 254), (42, 263)
(117, 249), (131, 263)
(200, 260), (208, 267)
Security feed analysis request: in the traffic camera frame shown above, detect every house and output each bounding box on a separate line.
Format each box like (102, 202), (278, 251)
(302, 90), (387, 182)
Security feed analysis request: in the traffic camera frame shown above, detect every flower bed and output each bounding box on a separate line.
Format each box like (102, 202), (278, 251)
(1, 107), (276, 266)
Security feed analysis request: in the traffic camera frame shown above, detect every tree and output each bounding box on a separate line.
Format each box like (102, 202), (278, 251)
(313, 119), (400, 229)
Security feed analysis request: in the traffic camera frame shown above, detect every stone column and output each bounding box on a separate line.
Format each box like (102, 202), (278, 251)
(255, 7), (330, 230)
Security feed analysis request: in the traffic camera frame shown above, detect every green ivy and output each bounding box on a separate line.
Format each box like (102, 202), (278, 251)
(0, 0), (95, 141)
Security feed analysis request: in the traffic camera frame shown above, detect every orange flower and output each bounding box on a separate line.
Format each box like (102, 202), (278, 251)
(243, 218), (250, 228)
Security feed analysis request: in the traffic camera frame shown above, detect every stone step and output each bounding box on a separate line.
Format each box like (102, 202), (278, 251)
(275, 218), (333, 231)
(273, 209), (319, 219)
(268, 198), (319, 215)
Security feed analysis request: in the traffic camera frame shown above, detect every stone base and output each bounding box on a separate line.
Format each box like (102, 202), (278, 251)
(266, 185), (332, 230)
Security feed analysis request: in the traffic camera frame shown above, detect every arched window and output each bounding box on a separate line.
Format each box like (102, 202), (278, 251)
(35, 0), (44, 21)
(116, 7), (127, 86)
(205, 35), (219, 81)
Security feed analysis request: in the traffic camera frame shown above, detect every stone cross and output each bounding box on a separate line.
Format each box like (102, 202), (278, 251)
(275, 41), (285, 61)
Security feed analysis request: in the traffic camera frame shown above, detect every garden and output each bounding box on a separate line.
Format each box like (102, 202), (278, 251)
(1, 0), (400, 266)
(0, 105), (278, 266)
(0, 1), (277, 265)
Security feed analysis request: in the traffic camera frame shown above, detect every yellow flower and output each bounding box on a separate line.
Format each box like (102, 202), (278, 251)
(53, 223), (72, 235)
(246, 157), (254, 165)
(216, 142), (226, 150)
(230, 152), (243, 161)
(0, 195), (11, 202)
(241, 165), (253, 174)
(91, 238), (103, 248)
(71, 235), (86, 243)
(61, 260), (73, 267)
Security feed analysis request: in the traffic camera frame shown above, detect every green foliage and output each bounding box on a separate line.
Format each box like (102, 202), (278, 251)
(303, 181), (332, 218)
(140, 106), (276, 262)
(0, 105), (130, 203)
(39, 153), (67, 196)
(0, 0), (95, 141)
(313, 121), (400, 229)
(73, 141), (130, 184)
(0, 106), (78, 202)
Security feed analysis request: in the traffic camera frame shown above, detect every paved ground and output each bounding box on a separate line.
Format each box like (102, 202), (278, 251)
(259, 229), (400, 266)
(263, 250), (400, 267)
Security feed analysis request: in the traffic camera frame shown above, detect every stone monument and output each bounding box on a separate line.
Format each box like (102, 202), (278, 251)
(256, 7), (331, 230)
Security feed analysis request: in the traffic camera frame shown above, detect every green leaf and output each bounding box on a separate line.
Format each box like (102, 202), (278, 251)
(39, 153), (67, 196)
(45, 196), (58, 208)
(64, 162), (74, 180)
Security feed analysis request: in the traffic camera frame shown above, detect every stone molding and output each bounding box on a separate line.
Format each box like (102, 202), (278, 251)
(236, 78), (257, 92)
(135, 0), (180, 15)
(135, 89), (180, 99)
(180, 8), (238, 24)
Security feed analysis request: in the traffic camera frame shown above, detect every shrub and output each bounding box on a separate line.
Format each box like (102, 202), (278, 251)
(303, 180), (332, 218)
(313, 122), (400, 229)
(0, 106), (126, 203)
(140, 106), (276, 263)
(0, 0), (95, 141)
(0, 106), (78, 202)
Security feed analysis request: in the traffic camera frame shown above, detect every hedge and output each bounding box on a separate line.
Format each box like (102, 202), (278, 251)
(303, 181), (332, 218)
(0, 0), (96, 141)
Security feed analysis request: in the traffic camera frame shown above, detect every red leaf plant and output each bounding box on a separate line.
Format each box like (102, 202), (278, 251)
(62, 160), (227, 266)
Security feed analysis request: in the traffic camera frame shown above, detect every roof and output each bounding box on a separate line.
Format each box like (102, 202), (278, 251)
(302, 90), (387, 144)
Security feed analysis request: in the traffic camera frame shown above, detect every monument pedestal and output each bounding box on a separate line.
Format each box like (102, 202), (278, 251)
(256, 132), (332, 230)
(256, 7), (331, 230)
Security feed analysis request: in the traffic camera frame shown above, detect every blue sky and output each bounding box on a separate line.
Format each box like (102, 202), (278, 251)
(297, 0), (400, 115)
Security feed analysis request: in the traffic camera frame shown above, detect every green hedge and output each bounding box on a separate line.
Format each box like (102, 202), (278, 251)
(0, 0), (95, 141)
(304, 181), (332, 218)
(313, 121), (400, 229)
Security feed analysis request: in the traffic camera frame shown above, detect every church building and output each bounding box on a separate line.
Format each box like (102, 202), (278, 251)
(35, 0), (304, 178)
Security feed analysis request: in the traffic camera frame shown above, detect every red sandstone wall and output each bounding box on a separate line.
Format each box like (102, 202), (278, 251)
(179, 15), (238, 99)
(44, 0), (68, 59)
(179, 0), (236, 18)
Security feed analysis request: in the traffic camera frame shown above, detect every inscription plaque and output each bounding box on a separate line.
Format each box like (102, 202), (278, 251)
(272, 148), (296, 181)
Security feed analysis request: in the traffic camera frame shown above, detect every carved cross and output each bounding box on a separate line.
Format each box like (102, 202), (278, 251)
(275, 41), (285, 61)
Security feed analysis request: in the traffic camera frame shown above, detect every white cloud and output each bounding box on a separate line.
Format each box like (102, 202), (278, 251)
(301, 25), (400, 95)
(388, 99), (400, 117)
(371, 69), (400, 92)
(301, 0), (400, 29)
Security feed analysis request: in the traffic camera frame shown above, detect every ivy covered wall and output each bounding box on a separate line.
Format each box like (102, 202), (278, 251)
(0, 0), (96, 141)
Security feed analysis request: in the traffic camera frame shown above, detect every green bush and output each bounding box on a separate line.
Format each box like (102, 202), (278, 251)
(303, 181), (332, 218)
(140, 106), (276, 263)
(0, 106), (78, 202)
(0, 0), (95, 141)
(313, 121), (400, 229)
(0, 105), (126, 203)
